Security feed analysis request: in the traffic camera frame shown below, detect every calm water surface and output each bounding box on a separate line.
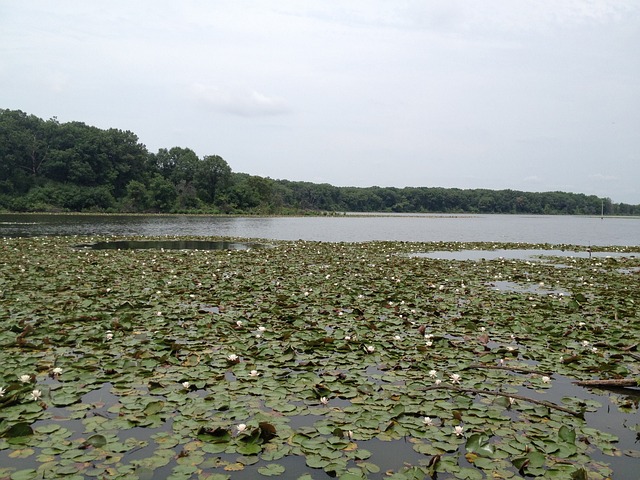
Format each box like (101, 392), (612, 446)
(1, 213), (639, 245)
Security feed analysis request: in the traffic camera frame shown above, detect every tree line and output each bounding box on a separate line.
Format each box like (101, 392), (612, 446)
(1, 109), (638, 215)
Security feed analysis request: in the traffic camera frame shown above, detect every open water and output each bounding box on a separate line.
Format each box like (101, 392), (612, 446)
(1, 213), (639, 246)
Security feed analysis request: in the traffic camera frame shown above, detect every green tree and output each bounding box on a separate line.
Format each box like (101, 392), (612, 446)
(147, 175), (176, 212)
(194, 155), (231, 204)
(123, 180), (149, 212)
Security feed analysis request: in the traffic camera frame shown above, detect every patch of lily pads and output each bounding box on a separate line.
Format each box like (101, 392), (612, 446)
(0, 236), (638, 479)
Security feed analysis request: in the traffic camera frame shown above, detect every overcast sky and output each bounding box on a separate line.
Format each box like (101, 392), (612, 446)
(2, 1), (639, 204)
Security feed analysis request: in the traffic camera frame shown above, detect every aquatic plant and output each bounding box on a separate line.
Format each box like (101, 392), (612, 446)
(0, 236), (638, 479)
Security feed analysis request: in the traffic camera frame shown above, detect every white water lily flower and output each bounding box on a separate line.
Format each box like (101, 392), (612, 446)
(591, 347), (598, 353)
(249, 370), (260, 377)
(0, 386), (5, 397)
(429, 370), (438, 378)
(453, 425), (464, 437)
(346, 430), (354, 440)
(320, 396), (329, 405)
(258, 326), (266, 332)
(344, 336), (351, 341)
(227, 354), (239, 362)
(105, 331), (114, 341)
(30, 389), (42, 401)
(52, 367), (63, 375)
(423, 416), (434, 426)
(236, 320), (243, 327)
(182, 381), (190, 389)
(236, 423), (247, 434)
(393, 335), (401, 341)
(19, 375), (31, 384)
(365, 345), (375, 353)
(509, 397), (516, 405)
(425, 340), (433, 347)
(450, 373), (461, 384)
(541, 376), (551, 384)
(435, 379), (442, 386)
(582, 340), (590, 347)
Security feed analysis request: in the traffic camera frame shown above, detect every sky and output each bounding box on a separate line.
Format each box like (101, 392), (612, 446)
(1, 1), (639, 204)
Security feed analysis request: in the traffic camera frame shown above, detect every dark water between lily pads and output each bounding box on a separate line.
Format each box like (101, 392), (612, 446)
(1, 213), (639, 245)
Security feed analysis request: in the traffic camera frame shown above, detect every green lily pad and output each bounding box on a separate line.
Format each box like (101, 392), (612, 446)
(257, 463), (286, 476)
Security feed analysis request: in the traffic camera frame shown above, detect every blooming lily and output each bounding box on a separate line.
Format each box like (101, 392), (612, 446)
(236, 423), (247, 434)
(30, 389), (42, 401)
(365, 345), (375, 353)
(320, 396), (329, 405)
(541, 376), (551, 384)
(19, 374), (31, 384)
(182, 381), (190, 389)
(450, 373), (461, 384)
(453, 425), (464, 436)
(0, 386), (5, 397)
(227, 354), (239, 362)
(429, 369), (438, 378)
(423, 416), (434, 426)
(249, 370), (260, 377)
(52, 367), (63, 376)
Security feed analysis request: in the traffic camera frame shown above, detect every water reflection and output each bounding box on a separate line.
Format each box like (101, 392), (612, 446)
(75, 239), (265, 251)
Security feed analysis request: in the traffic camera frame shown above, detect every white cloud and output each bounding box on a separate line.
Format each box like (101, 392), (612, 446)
(190, 83), (291, 117)
(1, 0), (638, 204)
(589, 173), (618, 181)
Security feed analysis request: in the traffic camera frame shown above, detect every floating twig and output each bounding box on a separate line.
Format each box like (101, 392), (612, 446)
(419, 384), (583, 418)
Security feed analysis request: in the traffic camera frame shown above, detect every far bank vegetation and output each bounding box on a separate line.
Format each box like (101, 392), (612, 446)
(1, 109), (637, 215)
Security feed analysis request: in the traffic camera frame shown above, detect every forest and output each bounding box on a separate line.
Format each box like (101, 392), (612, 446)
(1, 109), (638, 215)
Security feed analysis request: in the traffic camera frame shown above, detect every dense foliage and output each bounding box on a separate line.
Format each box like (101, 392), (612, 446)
(1, 109), (638, 215)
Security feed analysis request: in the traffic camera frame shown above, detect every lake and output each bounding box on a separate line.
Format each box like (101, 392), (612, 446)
(1, 213), (639, 245)
(1, 214), (638, 478)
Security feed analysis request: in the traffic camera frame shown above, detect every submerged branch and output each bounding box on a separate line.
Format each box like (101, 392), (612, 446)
(419, 384), (583, 418)
(574, 378), (638, 388)
(466, 363), (552, 376)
